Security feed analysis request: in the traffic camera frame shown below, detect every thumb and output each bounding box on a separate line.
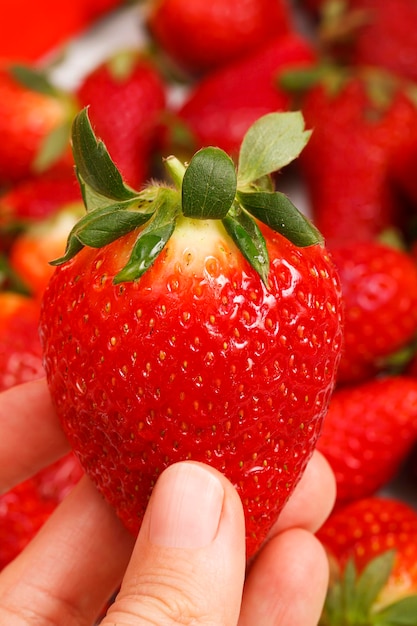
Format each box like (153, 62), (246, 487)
(102, 461), (246, 626)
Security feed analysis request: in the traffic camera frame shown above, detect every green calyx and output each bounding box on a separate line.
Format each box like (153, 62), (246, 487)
(320, 550), (417, 626)
(52, 107), (322, 285)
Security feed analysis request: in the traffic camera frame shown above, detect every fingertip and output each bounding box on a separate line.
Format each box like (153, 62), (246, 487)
(241, 528), (329, 626)
(104, 462), (246, 625)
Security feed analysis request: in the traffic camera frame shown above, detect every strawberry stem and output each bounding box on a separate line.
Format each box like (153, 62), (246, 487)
(164, 155), (186, 189)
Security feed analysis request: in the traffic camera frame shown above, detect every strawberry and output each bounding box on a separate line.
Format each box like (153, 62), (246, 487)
(76, 49), (167, 189)
(317, 496), (417, 624)
(317, 496), (417, 560)
(39, 108), (343, 558)
(8, 202), (84, 300)
(329, 241), (417, 384)
(170, 33), (317, 158)
(296, 69), (417, 247)
(317, 376), (417, 505)
(0, 0), (126, 63)
(0, 64), (78, 185)
(0, 292), (44, 392)
(318, 0), (417, 85)
(145, 0), (292, 75)
(0, 452), (83, 570)
(0, 171), (82, 226)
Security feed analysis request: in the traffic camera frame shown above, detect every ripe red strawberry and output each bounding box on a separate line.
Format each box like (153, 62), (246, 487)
(318, 0), (417, 85)
(171, 33), (317, 157)
(329, 242), (417, 384)
(8, 202), (84, 300)
(297, 69), (417, 247)
(39, 109), (343, 558)
(76, 50), (167, 189)
(0, 65), (78, 185)
(0, 452), (83, 570)
(317, 496), (417, 624)
(0, 171), (82, 226)
(317, 376), (417, 505)
(0, 0), (125, 63)
(146, 0), (292, 75)
(0, 292), (44, 392)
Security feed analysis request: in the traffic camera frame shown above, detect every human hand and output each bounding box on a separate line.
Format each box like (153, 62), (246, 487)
(0, 378), (336, 625)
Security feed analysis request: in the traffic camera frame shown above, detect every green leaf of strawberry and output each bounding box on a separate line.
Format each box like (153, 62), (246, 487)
(72, 107), (138, 206)
(182, 147), (237, 219)
(373, 596), (417, 625)
(9, 64), (59, 97)
(222, 207), (269, 285)
(114, 188), (180, 283)
(322, 552), (395, 624)
(237, 111), (311, 187)
(56, 107), (320, 285)
(33, 120), (73, 174)
(237, 189), (323, 247)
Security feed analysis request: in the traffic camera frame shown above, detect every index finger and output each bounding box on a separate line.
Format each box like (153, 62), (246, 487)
(0, 378), (70, 492)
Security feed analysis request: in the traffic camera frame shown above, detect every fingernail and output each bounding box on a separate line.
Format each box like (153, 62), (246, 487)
(149, 462), (224, 549)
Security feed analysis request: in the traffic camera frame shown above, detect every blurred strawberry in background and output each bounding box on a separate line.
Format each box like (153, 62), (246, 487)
(0, 65), (78, 186)
(76, 49), (167, 189)
(0, 0), (126, 63)
(146, 0), (292, 76)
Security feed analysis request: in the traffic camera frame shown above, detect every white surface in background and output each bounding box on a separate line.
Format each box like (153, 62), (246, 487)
(47, 4), (147, 91)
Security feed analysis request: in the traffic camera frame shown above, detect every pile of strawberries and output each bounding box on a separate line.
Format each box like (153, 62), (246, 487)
(2, 0), (417, 621)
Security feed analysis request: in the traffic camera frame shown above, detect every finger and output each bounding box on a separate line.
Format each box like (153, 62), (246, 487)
(0, 475), (135, 626)
(269, 450), (336, 536)
(0, 378), (69, 492)
(102, 461), (246, 626)
(239, 528), (329, 626)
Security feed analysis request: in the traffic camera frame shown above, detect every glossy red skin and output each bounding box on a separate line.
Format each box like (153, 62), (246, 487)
(317, 377), (417, 504)
(175, 33), (317, 157)
(40, 226), (343, 557)
(300, 79), (417, 247)
(76, 55), (167, 189)
(0, 69), (75, 185)
(146, 0), (291, 75)
(329, 242), (417, 384)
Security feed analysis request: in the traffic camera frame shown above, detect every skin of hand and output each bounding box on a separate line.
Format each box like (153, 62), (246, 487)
(0, 378), (336, 626)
